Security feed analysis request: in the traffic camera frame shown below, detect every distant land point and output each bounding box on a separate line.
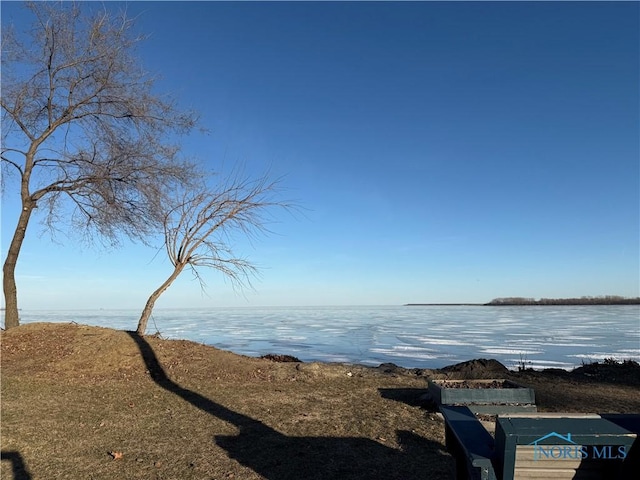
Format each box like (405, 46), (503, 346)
(406, 296), (640, 306)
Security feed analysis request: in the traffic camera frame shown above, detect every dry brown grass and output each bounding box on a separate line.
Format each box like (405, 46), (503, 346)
(2, 322), (639, 480)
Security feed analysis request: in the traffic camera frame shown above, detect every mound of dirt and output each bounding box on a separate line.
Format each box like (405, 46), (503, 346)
(571, 360), (640, 386)
(260, 353), (302, 363)
(437, 358), (510, 379)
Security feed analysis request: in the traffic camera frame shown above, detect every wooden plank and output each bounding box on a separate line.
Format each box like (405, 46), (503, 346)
(496, 416), (636, 444)
(515, 445), (585, 467)
(513, 468), (602, 479)
(440, 405), (495, 460)
(503, 413), (600, 419)
(429, 379), (535, 405)
(439, 405), (497, 480)
(468, 404), (538, 415)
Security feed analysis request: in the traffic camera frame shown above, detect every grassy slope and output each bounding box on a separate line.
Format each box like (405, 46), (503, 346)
(2, 323), (639, 480)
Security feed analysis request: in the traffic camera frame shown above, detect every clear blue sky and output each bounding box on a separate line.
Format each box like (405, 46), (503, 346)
(2, 1), (639, 310)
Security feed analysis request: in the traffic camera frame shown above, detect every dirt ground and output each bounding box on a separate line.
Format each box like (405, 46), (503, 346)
(2, 323), (639, 480)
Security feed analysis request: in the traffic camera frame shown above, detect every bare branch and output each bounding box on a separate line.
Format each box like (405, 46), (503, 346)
(2, 1), (200, 328)
(136, 171), (293, 334)
(1, 153), (25, 175)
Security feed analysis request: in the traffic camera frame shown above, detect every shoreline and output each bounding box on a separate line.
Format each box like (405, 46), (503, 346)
(3, 320), (639, 375)
(4, 314), (640, 372)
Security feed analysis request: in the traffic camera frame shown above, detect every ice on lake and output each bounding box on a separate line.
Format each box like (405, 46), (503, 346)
(7, 305), (640, 370)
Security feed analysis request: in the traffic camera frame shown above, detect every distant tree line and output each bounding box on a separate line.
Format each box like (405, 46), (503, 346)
(486, 296), (640, 306)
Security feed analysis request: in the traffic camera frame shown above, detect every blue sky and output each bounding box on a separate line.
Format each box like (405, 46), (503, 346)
(2, 1), (639, 310)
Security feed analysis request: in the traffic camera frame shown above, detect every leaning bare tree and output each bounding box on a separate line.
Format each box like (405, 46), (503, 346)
(1, 2), (198, 328)
(136, 174), (286, 335)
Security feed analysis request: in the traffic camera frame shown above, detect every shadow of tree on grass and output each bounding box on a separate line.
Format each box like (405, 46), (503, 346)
(127, 332), (450, 479)
(1, 450), (32, 480)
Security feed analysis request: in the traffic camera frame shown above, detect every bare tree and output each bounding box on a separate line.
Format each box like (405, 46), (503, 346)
(136, 173), (287, 335)
(1, 2), (198, 328)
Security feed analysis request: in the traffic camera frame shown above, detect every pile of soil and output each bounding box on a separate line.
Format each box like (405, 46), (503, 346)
(571, 360), (640, 386)
(2, 322), (639, 480)
(260, 353), (302, 363)
(437, 358), (510, 379)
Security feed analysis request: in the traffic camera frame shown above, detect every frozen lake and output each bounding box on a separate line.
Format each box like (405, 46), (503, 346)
(8, 305), (640, 370)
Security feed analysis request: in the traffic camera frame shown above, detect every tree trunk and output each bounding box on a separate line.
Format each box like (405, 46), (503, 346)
(136, 265), (185, 335)
(3, 203), (36, 329)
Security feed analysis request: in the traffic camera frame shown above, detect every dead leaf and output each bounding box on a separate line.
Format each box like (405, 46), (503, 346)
(109, 451), (124, 460)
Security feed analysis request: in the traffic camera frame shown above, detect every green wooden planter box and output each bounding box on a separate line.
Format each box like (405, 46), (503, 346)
(428, 379), (536, 414)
